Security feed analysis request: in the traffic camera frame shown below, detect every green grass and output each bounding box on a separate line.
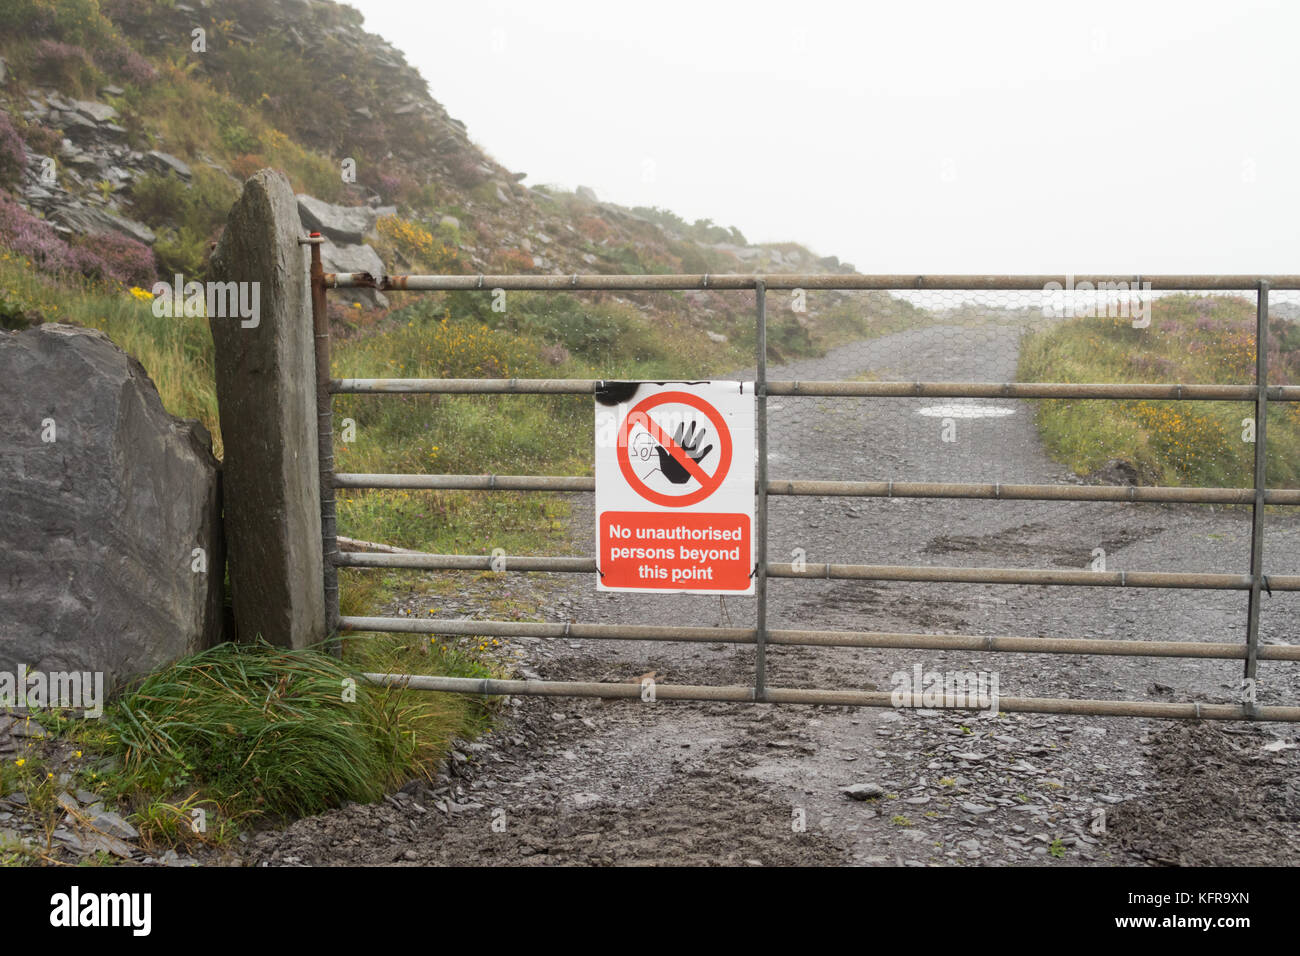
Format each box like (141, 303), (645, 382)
(329, 290), (755, 560)
(332, 300), (588, 563)
(1018, 295), (1300, 488)
(0, 255), (223, 454)
(0, 744), (68, 863)
(0, 631), (503, 857)
(128, 792), (239, 852)
(102, 639), (496, 820)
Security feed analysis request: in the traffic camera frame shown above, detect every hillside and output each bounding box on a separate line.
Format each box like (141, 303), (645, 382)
(0, 0), (928, 640)
(0, 0), (903, 366)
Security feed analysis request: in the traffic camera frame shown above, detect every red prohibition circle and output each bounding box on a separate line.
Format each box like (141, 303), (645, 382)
(617, 391), (733, 507)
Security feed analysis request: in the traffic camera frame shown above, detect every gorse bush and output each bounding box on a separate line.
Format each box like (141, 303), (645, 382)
(375, 214), (462, 273)
(341, 305), (537, 382)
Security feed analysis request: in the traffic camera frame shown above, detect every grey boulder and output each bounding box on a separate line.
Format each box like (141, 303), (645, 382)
(143, 150), (192, 180)
(841, 782), (885, 801)
(296, 194), (377, 245)
(0, 325), (223, 691)
(72, 100), (119, 124)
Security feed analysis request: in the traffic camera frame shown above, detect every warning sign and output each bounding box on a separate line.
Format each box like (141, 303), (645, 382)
(594, 381), (755, 594)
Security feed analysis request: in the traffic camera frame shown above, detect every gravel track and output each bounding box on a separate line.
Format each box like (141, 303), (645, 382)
(249, 322), (1300, 867)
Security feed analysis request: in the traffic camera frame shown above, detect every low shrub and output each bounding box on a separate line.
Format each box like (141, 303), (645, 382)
(129, 168), (237, 280)
(227, 153), (267, 181)
(95, 35), (157, 85)
(29, 39), (98, 91)
(491, 248), (534, 272)
(127, 172), (187, 226)
(0, 112), (26, 188)
(0, 190), (156, 284)
(375, 214), (461, 273)
(73, 230), (156, 286)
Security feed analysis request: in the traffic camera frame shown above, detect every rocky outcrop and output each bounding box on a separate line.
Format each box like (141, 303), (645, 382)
(297, 194), (377, 245)
(48, 203), (154, 246)
(294, 195), (391, 307)
(16, 89), (168, 245)
(0, 324), (223, 691)
(143, 150), (191, 180)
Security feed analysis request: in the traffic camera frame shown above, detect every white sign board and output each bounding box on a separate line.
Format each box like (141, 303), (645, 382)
(594, 381), (755, 594)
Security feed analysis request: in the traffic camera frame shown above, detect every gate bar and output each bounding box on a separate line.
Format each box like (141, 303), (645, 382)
(362, 672), (1300, 721)
(331, 378), (1300, 401)
(1245, 282), (1271, 690)
(333, 550), (1300, 590)
(339, 615), (1300, 661)
(309, 235), (341, 644)
(754, 280), (769, 701)
(332, 472), (1300, 505)
(326, 272), (1300, 292)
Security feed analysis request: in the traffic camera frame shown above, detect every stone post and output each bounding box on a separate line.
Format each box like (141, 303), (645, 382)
(209, 169), (325, 647)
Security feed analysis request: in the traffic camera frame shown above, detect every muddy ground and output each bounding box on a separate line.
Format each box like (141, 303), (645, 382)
(249, 320), (1300, 867)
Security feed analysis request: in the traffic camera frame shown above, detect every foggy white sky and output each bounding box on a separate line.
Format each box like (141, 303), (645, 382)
(349, 0), (1298, 274)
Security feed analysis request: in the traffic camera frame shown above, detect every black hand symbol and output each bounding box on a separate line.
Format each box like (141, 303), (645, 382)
(654, 421), (713, 484)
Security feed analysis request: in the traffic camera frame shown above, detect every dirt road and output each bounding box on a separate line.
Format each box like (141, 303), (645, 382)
(250, 320), (1300, 867)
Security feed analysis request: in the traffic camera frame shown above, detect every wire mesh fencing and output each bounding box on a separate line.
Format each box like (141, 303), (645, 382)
(312, 262), (1300, 720)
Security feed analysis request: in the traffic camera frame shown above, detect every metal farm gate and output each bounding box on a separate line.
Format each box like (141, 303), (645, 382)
(304, 240), (1300, 722)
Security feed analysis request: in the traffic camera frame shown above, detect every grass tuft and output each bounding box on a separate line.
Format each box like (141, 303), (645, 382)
(107, 640), (488, 818)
